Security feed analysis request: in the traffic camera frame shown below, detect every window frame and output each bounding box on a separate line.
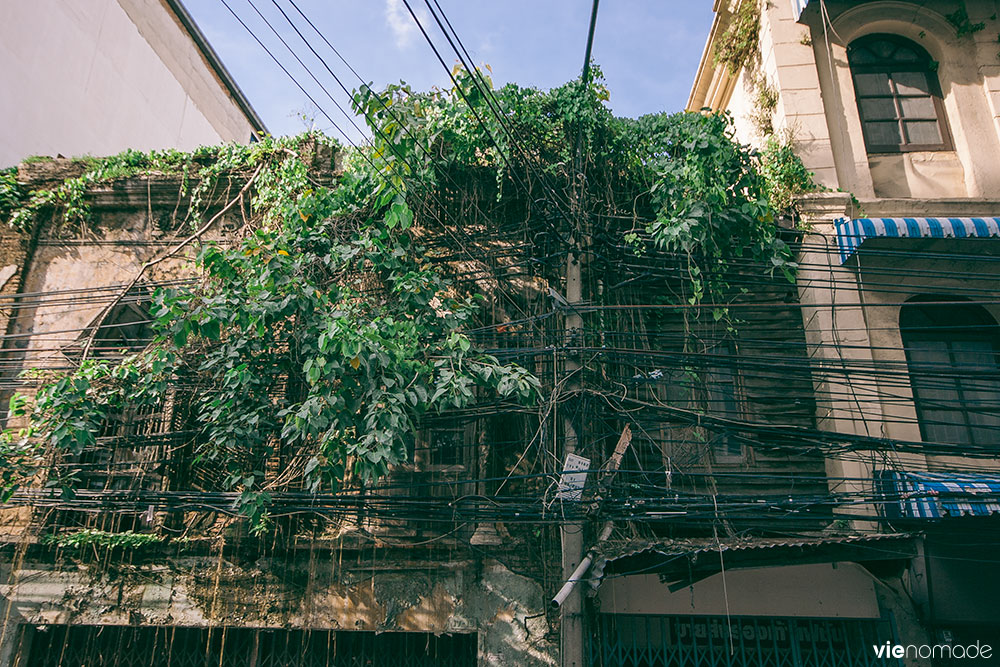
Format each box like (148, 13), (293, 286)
(900, 298), (1000, 448)
(704, 341), (750, 465)
(848, 34), (953, 154)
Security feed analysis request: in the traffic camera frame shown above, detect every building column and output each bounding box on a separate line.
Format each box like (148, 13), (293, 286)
(795, 192), (886, 528)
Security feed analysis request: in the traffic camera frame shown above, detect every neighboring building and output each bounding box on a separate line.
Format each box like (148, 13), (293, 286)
(0, 0), (265, 168)
(668, 0), (1000, 662)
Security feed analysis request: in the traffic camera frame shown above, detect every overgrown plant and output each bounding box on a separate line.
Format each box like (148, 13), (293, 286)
(713, 0), (761, 76)
(3, 144), (274, 231)
(624, 111), (796, 301)
(759, 136), (819, 219)
(4, 132), (539, 529)
(749, 74), (779, 137)
(3, 65), (798, 529)
(946, 8), (986, 38)
(41, 529), (163, 550)
(0, 167), (22, 222)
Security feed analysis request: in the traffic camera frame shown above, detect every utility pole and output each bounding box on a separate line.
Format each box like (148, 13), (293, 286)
(559, 3), (599, 666)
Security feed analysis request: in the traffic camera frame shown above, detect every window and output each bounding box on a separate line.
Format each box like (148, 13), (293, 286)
(627, 341), (748, 469)
(704, 351), (746, 463)
(900, 297), (1000, 447)
(848, 34), (951, 153)
(61, 285), (154, 360)
(54, 292), (165, 531)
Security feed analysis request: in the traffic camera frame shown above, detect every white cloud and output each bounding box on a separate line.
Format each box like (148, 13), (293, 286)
(384, 0), (428, 49)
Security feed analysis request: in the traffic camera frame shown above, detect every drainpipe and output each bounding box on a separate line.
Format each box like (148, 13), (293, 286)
(552, 553), (595, 609)
(552, 523), (613, 609)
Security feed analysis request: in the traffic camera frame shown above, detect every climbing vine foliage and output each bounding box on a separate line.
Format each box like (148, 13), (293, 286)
(1, 66), (803, 528)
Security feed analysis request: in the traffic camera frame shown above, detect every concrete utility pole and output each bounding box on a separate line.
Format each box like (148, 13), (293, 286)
(559, 3), (599, 666)
(560, 237), (585, 667)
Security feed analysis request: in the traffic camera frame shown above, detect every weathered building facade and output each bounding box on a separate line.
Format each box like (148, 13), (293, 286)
(0, 153), (556, 667)
(6, 3), (1000, 663)
(0, 137), (912, 667)
(681, 0), (1000, 664)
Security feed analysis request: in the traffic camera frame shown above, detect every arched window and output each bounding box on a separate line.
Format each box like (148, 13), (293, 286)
(900, 297), (1000, 446)
(61, 285), (154, 359)
(848, 34), (951, 153)
(91, 288), (154, 357)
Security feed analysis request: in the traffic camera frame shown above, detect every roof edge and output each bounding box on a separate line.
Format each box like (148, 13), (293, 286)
(686, 0), (740, 112)
(164, 0), (268, 137)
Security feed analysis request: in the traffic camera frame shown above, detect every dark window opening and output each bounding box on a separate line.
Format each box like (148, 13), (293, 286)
(51, 286), (166, 531)
(848, 34), (951, 153)
(62, 285), (155, 360)
(623, 341), (749, 474)
(20, 625), (477, 667)
(704, 343), (746, 463)
(900, 297), (1000, 447)
(411, 420), (471, 471)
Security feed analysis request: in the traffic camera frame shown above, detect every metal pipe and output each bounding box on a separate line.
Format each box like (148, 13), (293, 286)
(551, 552), (594, 609)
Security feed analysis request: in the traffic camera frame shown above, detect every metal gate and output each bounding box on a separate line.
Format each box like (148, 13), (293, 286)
(591, 614), (902, 667)
(20, 625), (477, 667)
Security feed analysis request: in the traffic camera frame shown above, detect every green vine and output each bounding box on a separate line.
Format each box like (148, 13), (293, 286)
(759, 136), (820, 219)
(41, 529), (163, 550)
(3, 143), (284, 232)
(713, 0), (761, 76)
(946, 8), (985, 39)
(624, 111), (796, 301)
(0, 167), (22, 223)
(3, 66), (800, 529)
(749, 73), (779, 137)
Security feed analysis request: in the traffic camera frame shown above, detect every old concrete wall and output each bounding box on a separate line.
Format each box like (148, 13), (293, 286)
(763, 0), (839, 189)
(691, 0), (1000, 200)
(0, 0), (258, 168)
(0, 170), (557, 667)
(0, 553), (555, 667)
(795, 195), (1000, 482)
(855, 236), (1000, 475)
(2, 179), (226, 380)
(688, 0), (840, 189)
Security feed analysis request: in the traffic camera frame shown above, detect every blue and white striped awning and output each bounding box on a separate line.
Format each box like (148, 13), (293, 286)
(835, 217), (1000, 263)
(791, 0), (810, 21)
(880, 471), (1000, 519)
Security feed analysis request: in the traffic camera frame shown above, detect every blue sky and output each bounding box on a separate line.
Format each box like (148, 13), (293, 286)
(187, 1), (716, 143)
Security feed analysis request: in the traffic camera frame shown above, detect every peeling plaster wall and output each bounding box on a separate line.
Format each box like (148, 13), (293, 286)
(0, 556), (555, 667)
(0, 177), (557, 667)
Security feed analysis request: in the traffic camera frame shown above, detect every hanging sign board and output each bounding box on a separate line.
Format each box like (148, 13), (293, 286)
(556, 453), (590, 501)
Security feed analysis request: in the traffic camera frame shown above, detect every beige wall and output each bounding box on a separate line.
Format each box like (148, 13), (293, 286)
(692, 0), (1000, 522)
(794, 194), (1000, 523)
(691, 0), (1000, 200)
(0, 0), (258, 168)
(599, 562), (880, 618)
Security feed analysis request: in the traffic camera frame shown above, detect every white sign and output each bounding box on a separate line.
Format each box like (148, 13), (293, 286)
(556, 453), (590, 501)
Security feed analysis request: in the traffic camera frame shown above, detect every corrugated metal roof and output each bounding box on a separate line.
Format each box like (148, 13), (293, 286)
(589, 533), (914, 587)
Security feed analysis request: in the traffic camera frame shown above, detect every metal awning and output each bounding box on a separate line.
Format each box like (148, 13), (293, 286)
(834, 216), (1000, 263)
(590, 533), (916, 589)
(879, 470), (1000, 519)
(791, 0), (810, 20)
